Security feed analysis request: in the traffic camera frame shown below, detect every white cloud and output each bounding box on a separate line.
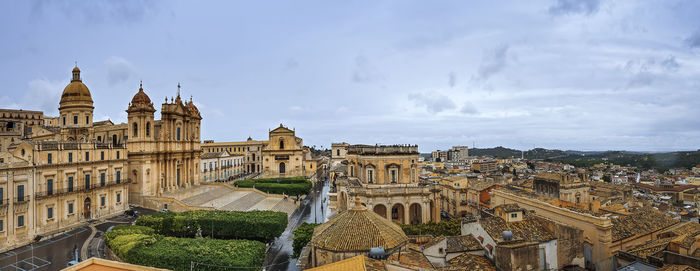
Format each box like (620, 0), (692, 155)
(105, 56), (137, 86)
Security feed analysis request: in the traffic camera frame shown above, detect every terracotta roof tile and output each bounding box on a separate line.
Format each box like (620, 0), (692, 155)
(307, 255), (387, 271)
(611, 206), (678, 241)
(480, 214), (556, 243)
(439, 253), (496, 271)
(311, 204), (408, 252)
(446, 235), (482, 253)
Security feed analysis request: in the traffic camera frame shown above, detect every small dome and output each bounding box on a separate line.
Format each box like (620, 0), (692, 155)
(311, 198), (408, 252)
(130, 83), (152, 105)
(72, 66), (80, 73)
(127, 82), (155, 112)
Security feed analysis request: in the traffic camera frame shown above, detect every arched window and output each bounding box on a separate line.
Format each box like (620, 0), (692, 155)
(279, 139), (285, 149)
(146, 122), (150, 137)
(133, 122), (138, 137)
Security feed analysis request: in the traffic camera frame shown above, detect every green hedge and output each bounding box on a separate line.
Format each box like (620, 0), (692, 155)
(106, 226), (266, 271)
(136, 210), (287, 242)
(104, 225), (155, 244)
(235, 177), (312, 196)
(292, 222), (320, 258)
(400, 219), (461, 236)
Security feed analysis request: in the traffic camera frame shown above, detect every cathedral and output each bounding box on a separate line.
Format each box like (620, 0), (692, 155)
(0, 66), (202, 251)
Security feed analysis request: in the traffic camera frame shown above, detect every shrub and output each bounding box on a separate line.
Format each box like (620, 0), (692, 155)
(136, 210), (287, 242)
(292, 222), (320, 258)
(400, 219), (461, 236)
(104, 225), (155, 244)
(235, 177), (312, 196)
(105, 225), (266, 271)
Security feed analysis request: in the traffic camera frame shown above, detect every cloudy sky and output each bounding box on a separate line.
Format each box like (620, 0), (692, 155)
(1, 0), (699, 152)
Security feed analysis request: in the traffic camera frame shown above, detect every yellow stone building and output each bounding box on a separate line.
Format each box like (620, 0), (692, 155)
(201, 137), (266, 175)
(333, 144), (441, 224)
(0, 66), (203, 252)
(126, 83), (202, 205)
(261, 124), (305, 177)
(0, 67), (130, 251)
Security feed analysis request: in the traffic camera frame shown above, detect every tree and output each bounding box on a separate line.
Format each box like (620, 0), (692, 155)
(602, 175), (611, 183)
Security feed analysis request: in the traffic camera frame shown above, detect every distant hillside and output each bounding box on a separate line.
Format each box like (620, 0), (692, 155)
(456, 147), (700, 171)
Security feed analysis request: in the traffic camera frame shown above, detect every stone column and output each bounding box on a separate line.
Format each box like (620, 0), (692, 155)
(404, 202), (410, 224)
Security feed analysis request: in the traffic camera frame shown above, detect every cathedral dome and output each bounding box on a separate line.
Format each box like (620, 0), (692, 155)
(59, 66), (93, 107)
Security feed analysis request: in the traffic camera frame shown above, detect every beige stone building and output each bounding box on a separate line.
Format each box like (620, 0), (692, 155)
(330, 142), (348, 168)
(200, 150), (244, 182)
(0, 67), (129, 251)
(0, 66), (204, 252)
(261, 124), (305, 178)
(126, 83), (202, 205)
(333, 144), (441, 224)
(201, 137), (266, 175)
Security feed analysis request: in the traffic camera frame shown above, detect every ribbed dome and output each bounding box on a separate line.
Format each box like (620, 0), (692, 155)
(131, 84), (152, 105)
(310, 198), (408, 252)
(127, 82), (155, 112)
(60, 66), (93, 106)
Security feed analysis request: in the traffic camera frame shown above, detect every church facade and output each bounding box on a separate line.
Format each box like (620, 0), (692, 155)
(261, 124), (305, 178)
(0, 66), (202, 252)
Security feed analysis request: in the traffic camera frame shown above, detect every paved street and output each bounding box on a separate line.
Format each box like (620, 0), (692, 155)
(0, 206), (154, 271)
(0, 227), (90, 271)
(263, 178), (330, 271)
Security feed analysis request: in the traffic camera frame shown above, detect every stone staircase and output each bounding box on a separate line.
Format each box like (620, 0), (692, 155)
(157, 184), (299, 217)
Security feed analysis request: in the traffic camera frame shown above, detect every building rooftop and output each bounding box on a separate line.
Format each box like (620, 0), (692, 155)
(480, 213), (556, 243)
(347, 144), (419, 155)
(611, 206), (679, 241)
(446, 234), (483, 253)
(625, 236), (677, 258)
(657, 265), (700, 271)
(311, 198), (408, 252)
(439, 253), (496, 271)
(306, 255), (386, 271)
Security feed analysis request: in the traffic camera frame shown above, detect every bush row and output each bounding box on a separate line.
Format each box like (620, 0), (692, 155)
(106, 225), (266, 271)
(136, 210), (287, 242)
(292, 222), (320, 258)
(399, 218), (461, 236)
(235, 177), (312, 196)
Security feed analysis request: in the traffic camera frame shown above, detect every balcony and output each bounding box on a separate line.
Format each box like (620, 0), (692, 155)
(14, 195), (30, 204)
(35, 178), (132, 199)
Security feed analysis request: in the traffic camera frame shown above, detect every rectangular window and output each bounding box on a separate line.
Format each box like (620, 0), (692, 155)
(177, 127), (181, 141)
(85, 152), (89, 161)
(47, 207), (53, 219)
(68, 177), (74, 192)
(100, 196), (105, 206)
(511, 213), (517, 218)
(47, 153), (52, 164)
(17, 185), (24, 202)
(73, 115), (78, 124)
(85, 116), (89, 124)
(100, 151), (104, 161)
(68, 152), (73, 163)
(116, 171), (121, 183)
(63, 117), (66, 126)
(85, 174), (91, 190)
(0, 219), (3, 232)
(68, 203), (74, 214)
(116, 193), (121, 203)
(17, 216), (24, 227)
(0, 187), (3, 205)
(116, 151), (120, 159)
(47, 179), (53, 195)
(100, 173), (105, 187)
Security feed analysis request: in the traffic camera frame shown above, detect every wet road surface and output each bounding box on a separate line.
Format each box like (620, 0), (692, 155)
(263, 179), (330, 271)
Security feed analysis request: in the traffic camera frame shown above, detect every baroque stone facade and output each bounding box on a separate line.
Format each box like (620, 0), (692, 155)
(126, 83), (202, 205)
(334, 144), (441, 224)
(261, 124), (304, 178)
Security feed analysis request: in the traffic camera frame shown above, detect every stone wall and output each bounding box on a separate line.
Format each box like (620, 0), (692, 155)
(533, 215), (585, 268)
(495, 242), (540, 271)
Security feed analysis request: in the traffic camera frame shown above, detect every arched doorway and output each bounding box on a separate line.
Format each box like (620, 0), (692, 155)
(373, 204), (387, 219)
(391, 203), (405, 224)
(409, 203), (422, 224)
(279, 162), (286, 174)
(84, 197), (91, 219)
